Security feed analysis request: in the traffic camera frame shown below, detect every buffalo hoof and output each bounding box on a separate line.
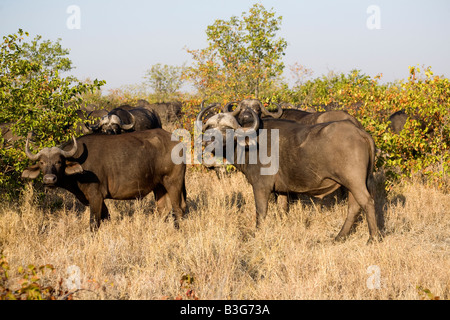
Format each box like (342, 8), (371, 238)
(165, 210), (180, 229)
(334, 235), (348, 242)
(366, 234), (383, 245)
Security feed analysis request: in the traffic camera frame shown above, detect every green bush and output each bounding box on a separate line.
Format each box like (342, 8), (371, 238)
(0, 29), (104, 199)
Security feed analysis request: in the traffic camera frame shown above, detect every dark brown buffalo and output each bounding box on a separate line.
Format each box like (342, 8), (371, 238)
(387, 109), (432, 135)
(137, 100), (182, 127)
(197, 104), (381, 243)
(388, 110), (408, 134)
(73, 108), (108, 135)
(21, 130), (187, 230)
(88, 107), (162, 134)
(225, 99), (363, 129)
(223, 99), (363, 208)
(87, 109), (109, 119)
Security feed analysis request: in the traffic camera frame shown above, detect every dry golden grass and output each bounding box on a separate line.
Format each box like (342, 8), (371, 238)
(0, 168), (449, 300)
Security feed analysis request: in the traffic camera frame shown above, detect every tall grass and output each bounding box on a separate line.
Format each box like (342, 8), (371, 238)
(0, 168), (449, 299)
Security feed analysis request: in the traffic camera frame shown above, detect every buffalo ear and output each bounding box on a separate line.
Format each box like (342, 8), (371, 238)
(65, 162), (83, 175)
(22, 164), (40, 180)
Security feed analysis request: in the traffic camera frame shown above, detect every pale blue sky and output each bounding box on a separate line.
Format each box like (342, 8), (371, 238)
(1, 0), (449, 92)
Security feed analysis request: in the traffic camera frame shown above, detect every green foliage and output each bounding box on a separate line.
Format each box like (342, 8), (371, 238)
(416, 285), (440, 300)
(0, 29), (105, 199)
(144, 63), (185, 102)
(183, 3), (287, 100)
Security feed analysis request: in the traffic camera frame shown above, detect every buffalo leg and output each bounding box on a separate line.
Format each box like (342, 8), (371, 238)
(343, 187), (380, 242)
(355, 191), (379, 242)
(253, 187), (271, 228)
(154, 184), (170, 217)
(163, 182), (185, 229)
(277, 194), (289, 214)
(335, 191), (361, 241)
(180, 181), (187, 213)
(101, 202), (110, 220)
(88, 196), (109, 231)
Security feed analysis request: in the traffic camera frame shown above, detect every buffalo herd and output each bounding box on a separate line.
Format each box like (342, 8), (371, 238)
(13, 98), (414, 242)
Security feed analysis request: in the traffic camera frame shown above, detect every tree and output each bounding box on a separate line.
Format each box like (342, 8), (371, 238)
(0, 29), (104, 198)
(289, 62), (314, 89)
(143, 63), (184, 101)
(183, 3), (287, 101)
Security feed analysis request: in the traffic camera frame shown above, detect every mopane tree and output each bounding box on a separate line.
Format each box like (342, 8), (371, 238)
(184, 3), (288, 101)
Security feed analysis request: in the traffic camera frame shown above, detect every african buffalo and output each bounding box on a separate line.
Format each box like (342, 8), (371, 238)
(197, 104), (381, 242)
(223, 99), (363, 208)
(137, 100), (183, 128)
(73, 108), (108, 135)
(388, 109), (430, 134)
(88, 107), (162, 134)
(21, 130), (187, 230)
(224, 99), (363, 129)
(388, 110), (407, 134)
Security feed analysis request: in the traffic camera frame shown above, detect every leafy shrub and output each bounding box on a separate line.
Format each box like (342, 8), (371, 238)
(0, 29), (104, 199)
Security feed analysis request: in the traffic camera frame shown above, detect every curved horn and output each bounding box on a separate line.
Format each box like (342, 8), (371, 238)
(120, 111), (135, 131)
(260, 101), (283, 118)
(196, 103), (223, 126)
(86, 111), (99, 131)
(86, 121), (100, 131)
(222, 101), (239, 113)
(246, 108), (260, 132)
(25, 135), (42, 161)
(87, 111), (109, 131)
(60, 136), (78, 158)
(230, 104), (242, 117)
(86, 114), (107, 131)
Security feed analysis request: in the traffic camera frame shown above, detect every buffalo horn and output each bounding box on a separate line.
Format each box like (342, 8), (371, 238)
(245, 108), (260, 132)
(222, 101), (239, 113)
(25, 135), (43, 161)
(60, 136), (78, 158)
(196, 102), (224, 125)
(120, 111), (135, 131)
(259, 101), (283, 118)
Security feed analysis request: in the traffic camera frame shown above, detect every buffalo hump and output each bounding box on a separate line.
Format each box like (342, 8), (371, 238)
(137, 100), (182, 127)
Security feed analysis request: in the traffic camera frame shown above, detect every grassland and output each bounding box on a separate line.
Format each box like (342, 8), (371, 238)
(0, 167), (449, 300)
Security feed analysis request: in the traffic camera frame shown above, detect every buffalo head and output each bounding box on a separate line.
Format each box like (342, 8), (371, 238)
(88, 111), (135, 134)
(197, 102), (260, 150)
(22, 136), (82, 186)
(223, 99), (282, 126)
